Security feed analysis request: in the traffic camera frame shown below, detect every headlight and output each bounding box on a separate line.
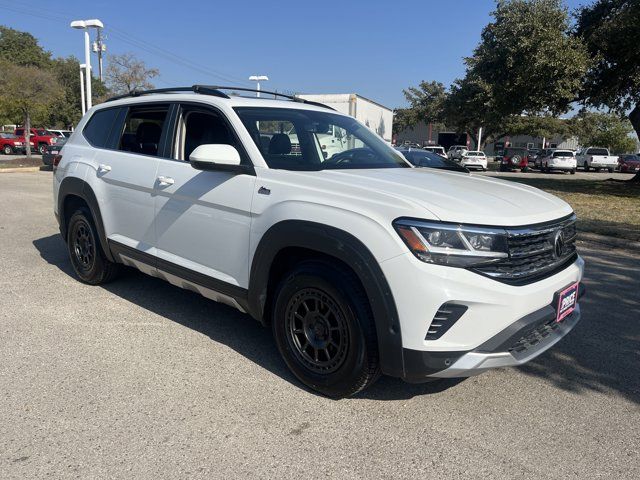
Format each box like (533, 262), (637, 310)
(393, 219), (509, 267)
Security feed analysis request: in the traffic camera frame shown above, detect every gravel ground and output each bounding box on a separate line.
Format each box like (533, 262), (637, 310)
(1, 172), (638, 479)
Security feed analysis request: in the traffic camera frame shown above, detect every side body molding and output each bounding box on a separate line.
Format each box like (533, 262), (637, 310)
(57, 176), (115, 262)
(248, 220), (404, 377)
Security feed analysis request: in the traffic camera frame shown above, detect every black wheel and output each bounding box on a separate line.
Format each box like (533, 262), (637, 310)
(607, 168), (614, 173)
(38, 144), (47, 155)
(272, 261), (380, 398)
(67, 208), (119, 285)
(595, 167), (601, 172)
(499, 164), (507, 172)
(584, 161), (589, 172)
(522, 166), (529, 173)
(570, 169), (576, 175)
(2, 145), (12, 155)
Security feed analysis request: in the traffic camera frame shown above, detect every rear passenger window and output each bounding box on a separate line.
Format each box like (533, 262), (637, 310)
(118, 105), (169, 156)
(83, 108), (120, 148)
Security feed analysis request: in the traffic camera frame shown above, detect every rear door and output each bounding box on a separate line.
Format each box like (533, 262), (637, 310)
(153, 102), (256, 292)
(90, 103), (170, 257)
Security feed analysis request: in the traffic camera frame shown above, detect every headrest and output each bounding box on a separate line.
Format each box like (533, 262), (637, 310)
(136, 122), (162, 143)
(268, 133), (292, 155)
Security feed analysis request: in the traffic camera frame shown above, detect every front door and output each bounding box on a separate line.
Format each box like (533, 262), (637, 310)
(153, 104), (256, 293)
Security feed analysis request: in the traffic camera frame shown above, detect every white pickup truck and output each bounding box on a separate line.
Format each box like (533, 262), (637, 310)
(576, 147), (618, 172)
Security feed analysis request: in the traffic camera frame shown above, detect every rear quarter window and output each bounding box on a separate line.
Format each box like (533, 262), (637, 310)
(83, 108), (121, 148)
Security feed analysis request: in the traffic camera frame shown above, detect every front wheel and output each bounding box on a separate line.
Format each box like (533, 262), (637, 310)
(272, 262), (380, 398)
(607, 168), (614, 173)
(570, 169), (576, 175)
(67, 208), (119, 285)
(38, 144), (47, 155)
(584, 161), (589, 172)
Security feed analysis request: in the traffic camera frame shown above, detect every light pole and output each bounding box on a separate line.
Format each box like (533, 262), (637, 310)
(79, 64), (86, 116)
(70, 19), (103, 112)
(249, 75), (269, 97)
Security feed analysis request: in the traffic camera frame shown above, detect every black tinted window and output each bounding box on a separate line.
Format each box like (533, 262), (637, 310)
(587, 148), (608, 155)
(83, 108), (120, 148)
(118, 105), (169, 156)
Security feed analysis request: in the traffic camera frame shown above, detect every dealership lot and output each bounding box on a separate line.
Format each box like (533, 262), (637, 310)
(1, 171), (638, 479)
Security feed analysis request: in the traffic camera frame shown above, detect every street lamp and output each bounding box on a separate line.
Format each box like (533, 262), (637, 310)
(249, 75), (269, 97)
(70, 19), (103, 112)
(79, 63), (87, 116)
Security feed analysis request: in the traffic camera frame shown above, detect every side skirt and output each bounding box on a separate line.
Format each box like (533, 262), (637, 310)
(108, 240), (250, 314)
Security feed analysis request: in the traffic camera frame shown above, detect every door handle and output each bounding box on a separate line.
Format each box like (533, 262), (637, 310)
(157, 176), (175, 186)
(98, 164), (111, 172)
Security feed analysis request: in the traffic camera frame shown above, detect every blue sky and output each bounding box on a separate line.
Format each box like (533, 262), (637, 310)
(0, 0), (588, 108)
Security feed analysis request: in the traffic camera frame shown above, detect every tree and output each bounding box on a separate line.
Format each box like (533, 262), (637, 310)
(467, 0), (589, 117)
(401, 81), (448, 127)
(0, 25), (51, 68)
(0, 62), (62, 156)
(105, 53), (159, 95)
(574, 0), (640, 180)
(570, 112), (637, 154)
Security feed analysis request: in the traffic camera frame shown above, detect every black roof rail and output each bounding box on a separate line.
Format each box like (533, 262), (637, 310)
(105, 84), (334, 110)
(105, 85), (229, 102)
(198, 85), (335, 110)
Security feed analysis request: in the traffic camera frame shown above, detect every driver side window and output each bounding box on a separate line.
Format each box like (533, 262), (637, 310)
(175, 107), (239, 162)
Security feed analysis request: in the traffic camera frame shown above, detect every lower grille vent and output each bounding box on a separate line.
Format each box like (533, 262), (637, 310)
(425, 303), (468, 340)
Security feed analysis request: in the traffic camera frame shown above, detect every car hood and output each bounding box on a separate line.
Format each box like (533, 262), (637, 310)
(321, 168), (573, 226)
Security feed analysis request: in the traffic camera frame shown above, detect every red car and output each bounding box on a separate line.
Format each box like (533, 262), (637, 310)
(0, 132), (34, 155)
(14, 127), (58, 155)
(499, 147), (530, 172)
(617, 154), (640, 173)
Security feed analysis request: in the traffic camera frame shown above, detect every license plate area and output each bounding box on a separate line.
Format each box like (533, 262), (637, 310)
(555, 282), (579, 322)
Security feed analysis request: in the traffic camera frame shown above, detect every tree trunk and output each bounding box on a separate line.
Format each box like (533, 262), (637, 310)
(630, 105), (640, 182)
(24, 110), (31, 158)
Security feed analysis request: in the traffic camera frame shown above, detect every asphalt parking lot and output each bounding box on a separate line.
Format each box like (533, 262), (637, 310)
(1, 171), (638, 479)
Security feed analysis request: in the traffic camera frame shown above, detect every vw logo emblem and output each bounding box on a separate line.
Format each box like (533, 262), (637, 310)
(553, 230), (565, 258)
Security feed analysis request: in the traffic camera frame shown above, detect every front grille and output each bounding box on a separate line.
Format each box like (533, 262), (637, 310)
(425, 303), (468, 340)
(473, 214), (577, 285)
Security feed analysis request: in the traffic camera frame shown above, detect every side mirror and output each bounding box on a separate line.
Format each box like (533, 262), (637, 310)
(189, 144), (247, 173)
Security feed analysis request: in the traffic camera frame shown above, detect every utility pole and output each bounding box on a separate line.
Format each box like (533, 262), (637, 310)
(477, 127), (483, 150)
(79, 64), (86, 115)
(93, 28), (106, 82)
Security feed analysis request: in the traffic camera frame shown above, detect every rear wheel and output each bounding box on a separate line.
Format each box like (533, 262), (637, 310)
(583, 161), (589, 172)
(67, 208), (119, 285)
(607, 167), (614, 173)
(272, 261), (380, 398)
(570, 169), (576, 175)
(38, 143), (47, 155)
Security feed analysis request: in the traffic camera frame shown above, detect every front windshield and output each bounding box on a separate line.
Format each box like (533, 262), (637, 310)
(234, 107), (409, 170)
(400, 150), (468, 171)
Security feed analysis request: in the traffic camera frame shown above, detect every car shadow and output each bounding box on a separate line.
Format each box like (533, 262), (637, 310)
(32, 234), (461, 401)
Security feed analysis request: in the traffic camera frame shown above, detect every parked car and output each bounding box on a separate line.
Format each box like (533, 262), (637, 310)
(527, 148), (541, 166)
(42, 138), (66, 166)
(48, 129), (73, 139)
(538, 149), (577, 174)
(423, 145), (447, 157)
(53, 86), (584, 398)
(0, 132), (32, 155)
(576, 147), (618, 172)
(447, 145), (468, 160)
(499, 147), (530, 172)
(459, 150), (488, 171)
(14, 127), (58, 155)
(534, 149), (552, 169)
(617, 154), (640, 173)
(396, 147), (468, 172)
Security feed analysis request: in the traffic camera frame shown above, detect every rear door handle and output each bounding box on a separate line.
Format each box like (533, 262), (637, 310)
(98, 164), (111, 172)
(157, 176), (175, 186)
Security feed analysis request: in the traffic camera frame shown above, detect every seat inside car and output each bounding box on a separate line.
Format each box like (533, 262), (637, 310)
(136, 122), (162, 155)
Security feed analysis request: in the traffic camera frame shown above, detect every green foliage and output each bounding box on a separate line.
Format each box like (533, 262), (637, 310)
(467, 0), (588, 116)
(401, 81), (447, 127)
(0, 26), (51, 68)
(570, 112), (637, 153)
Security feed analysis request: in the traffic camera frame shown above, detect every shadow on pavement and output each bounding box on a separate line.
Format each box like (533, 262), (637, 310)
(33, 234), (461, 400)
(517, 244), (640, 405)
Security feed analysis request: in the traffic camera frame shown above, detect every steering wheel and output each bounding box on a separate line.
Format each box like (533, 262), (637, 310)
(325, 148), (375, 166)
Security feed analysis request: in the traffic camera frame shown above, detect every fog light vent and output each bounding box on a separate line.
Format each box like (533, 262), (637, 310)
(425, 303), (468, 340)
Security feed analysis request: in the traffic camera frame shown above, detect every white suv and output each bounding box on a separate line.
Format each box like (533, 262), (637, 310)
(53, 86), (585, 398)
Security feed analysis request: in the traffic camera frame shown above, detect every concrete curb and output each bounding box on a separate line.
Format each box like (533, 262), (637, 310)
(578, 231), (640, 251)
(0, 167), (44, 173)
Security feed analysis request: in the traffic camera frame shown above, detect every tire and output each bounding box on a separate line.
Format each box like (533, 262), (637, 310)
(499, 164), (507, 172)
(67, 208), (119, 285)
(570, 169), (576, 175)
(272, 261), (380, 398)
(38, 144), (47, 155)
(583, 161), (589, 172)
(3, 145), (12, 155)
(607, 168), (614, 173)
(595, 167), (601, 172)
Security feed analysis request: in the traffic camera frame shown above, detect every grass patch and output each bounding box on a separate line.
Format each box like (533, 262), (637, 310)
(500, 177), (640, 241)
(0, 157), (43, 169)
